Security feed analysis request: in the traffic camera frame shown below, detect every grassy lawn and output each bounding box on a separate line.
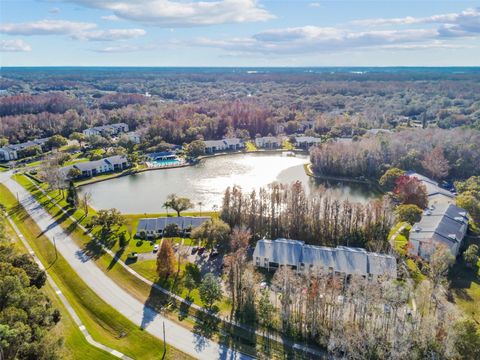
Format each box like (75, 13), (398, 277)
(24, 159), (44, 168)
(64, 155), (89, 166)
(449, 233), (480, 324)
(244, 141), (257, 152)
(0, 182), (191, 360)
(389, 222), (425, 284)
(282, 140), (295, 150)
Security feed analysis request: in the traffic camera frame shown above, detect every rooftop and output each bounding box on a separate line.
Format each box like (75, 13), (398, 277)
(254, 238), (397, 277)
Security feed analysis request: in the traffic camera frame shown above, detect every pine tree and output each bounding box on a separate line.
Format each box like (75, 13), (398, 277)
(156, 240), (175, 280)
(66, 181), (79, 209)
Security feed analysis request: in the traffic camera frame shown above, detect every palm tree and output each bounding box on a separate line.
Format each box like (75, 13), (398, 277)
(163, 202), (170, 216)
(197, 201), (203, 216)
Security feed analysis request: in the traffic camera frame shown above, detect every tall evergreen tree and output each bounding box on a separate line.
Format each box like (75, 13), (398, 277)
(66, 181), (79, 209)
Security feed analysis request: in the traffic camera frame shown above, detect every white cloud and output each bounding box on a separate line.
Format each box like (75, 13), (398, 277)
(191, 8), (480, 56)
(101, 14), (120, 21)
(308, 2), (321, 8)
(91, 43), (157, 52)
(352, 7), (480, 37)
(49, 7), (61, 14)
(72, 0), (275, 26)
(74, 28), (146, 41)
(0, 20), (96, 36)
(193, 26), (439, 55)
(0, 39), (32, 52)
(0, 19), (146, 42)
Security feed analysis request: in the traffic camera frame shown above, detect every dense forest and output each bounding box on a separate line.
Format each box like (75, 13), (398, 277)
(0, 212), (62, 359)
(311, 128), (480, 181)
(1, 68), (480, 144)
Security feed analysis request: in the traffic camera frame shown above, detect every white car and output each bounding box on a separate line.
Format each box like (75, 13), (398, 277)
(153, 244), (159, 252)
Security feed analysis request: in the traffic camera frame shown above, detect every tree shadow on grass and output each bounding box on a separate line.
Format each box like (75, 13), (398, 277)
(178, 295), (193, 321)
(140, 284), (171, 330)
(78, 239), (106, 262)
(107, 247), (125, 271)
(192, 307), (221, 352)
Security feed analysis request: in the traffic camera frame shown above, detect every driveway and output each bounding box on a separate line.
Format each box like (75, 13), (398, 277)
(0, 171), (252, 360)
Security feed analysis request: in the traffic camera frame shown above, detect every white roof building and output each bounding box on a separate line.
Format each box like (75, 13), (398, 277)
(255, 136), (285, 148)
(203, 138), (244, 153)
(83, 123), (129, 137)
(60, 155), (129, 178)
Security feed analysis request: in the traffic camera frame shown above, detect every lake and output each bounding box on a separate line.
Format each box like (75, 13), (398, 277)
(80, 152), (380, 213)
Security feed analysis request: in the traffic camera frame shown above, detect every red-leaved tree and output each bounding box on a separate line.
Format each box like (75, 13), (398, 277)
(394, 175), (429, 209)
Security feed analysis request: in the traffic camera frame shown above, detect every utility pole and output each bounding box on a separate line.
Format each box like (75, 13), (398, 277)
(162, 321), (167, 359)
(53, 236), (57, 262)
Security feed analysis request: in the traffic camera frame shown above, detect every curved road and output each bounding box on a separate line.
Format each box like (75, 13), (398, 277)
(0, 171), (251, 360)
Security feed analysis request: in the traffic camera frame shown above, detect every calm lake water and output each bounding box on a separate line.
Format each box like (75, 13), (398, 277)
(80, 152), (380, 214)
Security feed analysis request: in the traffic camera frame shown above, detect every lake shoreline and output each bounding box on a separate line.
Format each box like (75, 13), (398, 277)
(305, 163), (382, 187)
(80, 152), (379, 213)
(76, 149), (310, 187)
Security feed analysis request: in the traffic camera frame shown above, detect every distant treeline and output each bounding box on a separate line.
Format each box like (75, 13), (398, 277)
(311, 128), (480, 181)
(1, 69), (480, 144)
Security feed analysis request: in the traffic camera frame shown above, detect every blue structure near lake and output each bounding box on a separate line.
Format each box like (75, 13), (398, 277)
(147, 151), (181, 167)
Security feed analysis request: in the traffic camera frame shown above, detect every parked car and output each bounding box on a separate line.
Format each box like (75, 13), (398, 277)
(191, 246), (198, 254)
(197, 247), (206, 255)
(210, 249), (219, 258)
(153, 244), (159, 252)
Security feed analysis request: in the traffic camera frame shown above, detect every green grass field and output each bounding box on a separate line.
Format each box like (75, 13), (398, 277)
(449, 233), (480, 324)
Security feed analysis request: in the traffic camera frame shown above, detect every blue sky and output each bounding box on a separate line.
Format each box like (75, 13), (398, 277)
(1, 1), (480, 66)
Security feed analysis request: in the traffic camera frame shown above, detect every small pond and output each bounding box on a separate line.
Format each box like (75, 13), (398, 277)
(80, 152), (381, 213)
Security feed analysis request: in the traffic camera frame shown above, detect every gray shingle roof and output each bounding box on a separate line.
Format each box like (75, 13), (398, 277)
(5, 137), (49, 151)
(253, 239), (397, 277)
(137, 216), (210, 233)
(410, 203), (468, 246)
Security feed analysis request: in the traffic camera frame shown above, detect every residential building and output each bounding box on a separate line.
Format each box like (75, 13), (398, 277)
(203, 138), (244, 153)
(60, 155), (129, 178)
(365, 128), (393, 135)
(409, 203), (468, 258)
(255, 136), (284, 149)
(136, 216), (210, 238)
(126, 132), (141, 144)
(406, 171), (454, 199)
(406, 172), (468, 259)
(294, 136), (322, 149)
(0, 137), (50, 161)
(253, 238), (397, 278)
(147, 151), (177, 161)
(83, 123), (129, 137)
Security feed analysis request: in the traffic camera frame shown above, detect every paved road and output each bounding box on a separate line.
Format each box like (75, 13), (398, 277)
(0, 172), (252, 360)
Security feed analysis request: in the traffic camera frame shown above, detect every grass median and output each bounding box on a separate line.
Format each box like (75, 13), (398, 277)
(0, 182), (191, 360)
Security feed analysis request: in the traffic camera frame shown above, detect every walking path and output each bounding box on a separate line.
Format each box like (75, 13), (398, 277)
(4, 211), (133, 360)
(0, 172), (251, 360)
